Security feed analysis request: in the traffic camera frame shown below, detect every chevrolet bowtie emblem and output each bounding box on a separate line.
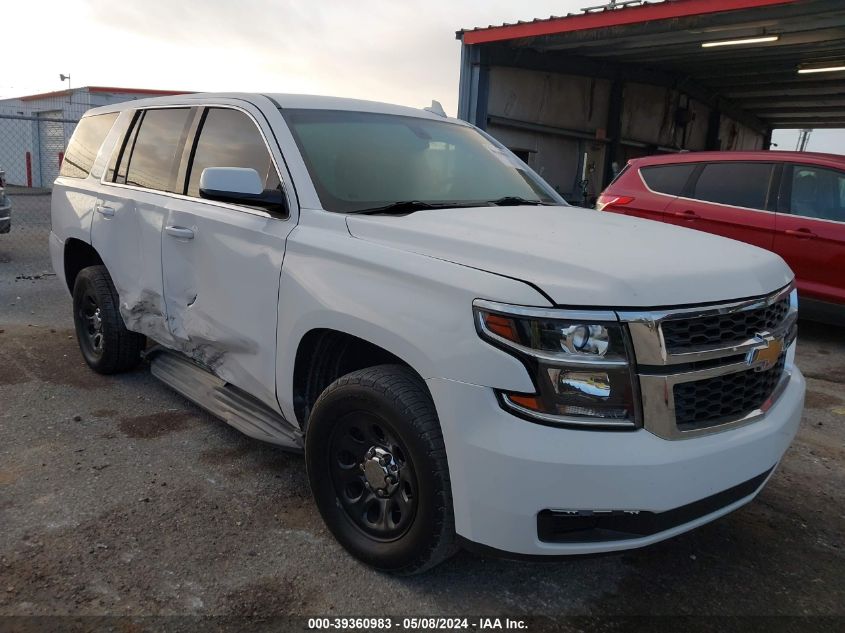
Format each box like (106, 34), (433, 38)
(747, 334), (784, 371)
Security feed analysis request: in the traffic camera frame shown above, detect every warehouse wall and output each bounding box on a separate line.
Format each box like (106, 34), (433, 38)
(719, 117), (766, 151)
(478, 66), (766, 203)
(619, 82), (712, 150)
(484, 67), (611, 200)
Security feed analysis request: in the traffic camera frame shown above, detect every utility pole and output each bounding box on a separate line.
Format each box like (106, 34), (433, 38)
(796, 128), (812, 152)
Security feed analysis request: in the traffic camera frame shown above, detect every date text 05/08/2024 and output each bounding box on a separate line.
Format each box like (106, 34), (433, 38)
(307, 617), (528, 630)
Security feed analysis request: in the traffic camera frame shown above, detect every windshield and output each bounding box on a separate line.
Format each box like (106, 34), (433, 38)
(280, 109), (560, 213)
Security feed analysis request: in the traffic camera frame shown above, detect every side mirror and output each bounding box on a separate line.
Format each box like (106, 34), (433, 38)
(198, 167), (287, 215)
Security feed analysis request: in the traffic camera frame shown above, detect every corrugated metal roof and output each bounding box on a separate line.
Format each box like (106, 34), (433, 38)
(457, 0), (799, 44)
(457, 0), (663, 36)
(456, 0), (845, 129)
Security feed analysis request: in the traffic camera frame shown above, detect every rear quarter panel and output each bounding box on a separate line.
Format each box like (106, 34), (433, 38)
(50, 178), (100, 290)
(603, 164), (674, 222)
(49, 111), (128, 286)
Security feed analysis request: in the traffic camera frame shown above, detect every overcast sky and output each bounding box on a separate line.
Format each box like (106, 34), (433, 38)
(3, 0), (841, 151)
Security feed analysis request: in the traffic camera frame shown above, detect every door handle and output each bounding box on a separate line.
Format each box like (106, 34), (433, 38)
(784, 228), (816, 239)
(165, 225), (195, 240)
(94, 204), (115, 218)
(673, 210), (698, 220)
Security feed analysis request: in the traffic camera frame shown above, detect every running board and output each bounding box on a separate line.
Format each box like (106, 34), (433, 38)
(149, 350), (303, 451)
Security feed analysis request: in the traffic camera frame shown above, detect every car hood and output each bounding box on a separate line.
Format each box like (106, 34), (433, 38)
(345, 205), (793, 308)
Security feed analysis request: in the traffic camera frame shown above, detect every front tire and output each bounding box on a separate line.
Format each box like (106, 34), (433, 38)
(72, 265), (145, 374)
(306, 365), (457, 574)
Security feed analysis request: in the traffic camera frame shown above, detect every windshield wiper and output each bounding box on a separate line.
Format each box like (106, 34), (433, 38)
(349, 201), (469, 215)
(486, 196), (551, 206)
(349, 197), (555, 215)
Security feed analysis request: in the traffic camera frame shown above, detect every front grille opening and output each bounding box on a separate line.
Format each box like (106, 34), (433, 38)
(673, 355), (786, 430)
(662, 298), (789, 352)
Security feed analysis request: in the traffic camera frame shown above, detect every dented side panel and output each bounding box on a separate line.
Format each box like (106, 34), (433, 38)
(160, 201), (292, 412)
(91, 187), (175, 348)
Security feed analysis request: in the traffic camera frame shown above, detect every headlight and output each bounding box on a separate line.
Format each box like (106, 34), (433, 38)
(473, 299), (640, 429)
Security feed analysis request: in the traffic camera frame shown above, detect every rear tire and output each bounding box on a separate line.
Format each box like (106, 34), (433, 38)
(306, 364), (457, 575)
(72, 265), (145, 374)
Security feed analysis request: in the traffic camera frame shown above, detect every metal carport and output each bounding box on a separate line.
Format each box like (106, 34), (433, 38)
(456, 0), (845, 204)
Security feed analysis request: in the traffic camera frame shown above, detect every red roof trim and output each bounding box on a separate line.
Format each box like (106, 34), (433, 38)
(460, 0), (800, 45)
(87, 86), (192, 96)
(19, 86), (191, 101)
(20, 89), (72, 101)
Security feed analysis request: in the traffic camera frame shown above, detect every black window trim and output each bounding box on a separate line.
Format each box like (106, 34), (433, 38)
(105, 109), (140, 183)
(181, 106), (210, 196)
(768, 163), (784, 213)
(98, 102), (292, 221)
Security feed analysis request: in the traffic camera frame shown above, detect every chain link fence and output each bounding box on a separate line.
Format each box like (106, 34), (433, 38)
(1, 108), (81, 294)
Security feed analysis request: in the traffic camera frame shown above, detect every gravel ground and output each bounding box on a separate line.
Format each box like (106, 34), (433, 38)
(0, 196), (843, 629)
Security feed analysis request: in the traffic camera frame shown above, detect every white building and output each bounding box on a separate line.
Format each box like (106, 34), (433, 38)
(0, 86), (188, 187)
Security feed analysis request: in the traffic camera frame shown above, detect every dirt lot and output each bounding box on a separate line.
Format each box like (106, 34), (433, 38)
(0, 195), (843, 629)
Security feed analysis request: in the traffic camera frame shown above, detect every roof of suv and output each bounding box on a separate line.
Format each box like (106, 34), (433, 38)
(629, 150), (845, 168)
(85, 92), (454, 123)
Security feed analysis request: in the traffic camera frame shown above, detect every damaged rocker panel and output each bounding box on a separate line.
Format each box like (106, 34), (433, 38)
(148, 348), (303, 450)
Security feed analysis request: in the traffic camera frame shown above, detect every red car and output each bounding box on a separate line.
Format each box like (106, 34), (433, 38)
(597, 151), (845, 324)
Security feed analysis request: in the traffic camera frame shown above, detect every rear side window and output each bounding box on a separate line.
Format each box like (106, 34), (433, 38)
(123, 108), (193, 192)
(60, 113), (119, 179)
(639, 164), (695, 196)
(186, 108), (280, 198)
(692, 162), (774, 210)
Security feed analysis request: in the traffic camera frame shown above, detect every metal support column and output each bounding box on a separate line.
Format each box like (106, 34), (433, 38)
(603, 76), (624, 188)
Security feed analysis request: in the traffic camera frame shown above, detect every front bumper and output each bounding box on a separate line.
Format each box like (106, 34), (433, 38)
(427, 367), (804, 556)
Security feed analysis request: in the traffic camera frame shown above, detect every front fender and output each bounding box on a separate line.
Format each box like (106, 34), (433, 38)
(275, 211), (549, 423)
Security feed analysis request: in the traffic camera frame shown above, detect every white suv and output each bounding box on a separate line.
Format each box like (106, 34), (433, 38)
(51, 93), (805, 574)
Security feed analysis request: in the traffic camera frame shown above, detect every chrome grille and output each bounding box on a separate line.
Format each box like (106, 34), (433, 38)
(619, 284), (797, 440)
(662, 298), (789, 352)
(673, 355), (786, 430)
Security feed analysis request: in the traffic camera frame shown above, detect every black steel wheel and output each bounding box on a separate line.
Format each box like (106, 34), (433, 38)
(306, 364), (457, 574)
(328, 411), (418, 541)
(72, 265), (145, 374)
(77, 284), (106, 361)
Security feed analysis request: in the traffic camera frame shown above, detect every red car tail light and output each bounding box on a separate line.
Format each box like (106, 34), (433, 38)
(596, 194), (634, 211)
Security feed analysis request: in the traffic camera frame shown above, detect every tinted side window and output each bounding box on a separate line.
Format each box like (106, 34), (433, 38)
(60, 113), (119, 179)
(186, 108), (280, 198)
(124, 108), (193, 192)
(692, 162), (774, 210)
(789, 164), (845, 223)
(115, 114), (142, 185)
(105, 112), (139, 182)
(640, 164), (695, 195)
